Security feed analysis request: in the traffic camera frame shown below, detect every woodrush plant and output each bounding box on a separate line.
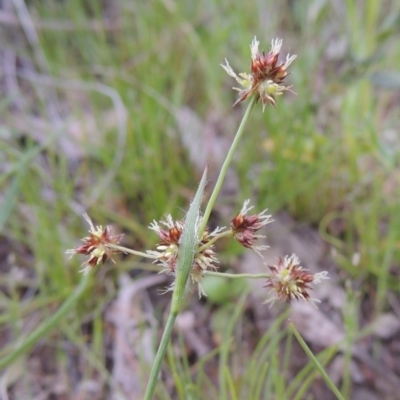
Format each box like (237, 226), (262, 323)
(67, 37), (330, 399)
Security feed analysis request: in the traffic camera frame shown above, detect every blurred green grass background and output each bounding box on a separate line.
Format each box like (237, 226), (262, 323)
(1, 0), (400, 398)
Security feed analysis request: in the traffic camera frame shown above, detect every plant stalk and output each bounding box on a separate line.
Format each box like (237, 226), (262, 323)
(143, 311), (177, 400)
(198, 96), (257, 236)
(107, 243), (158, 259)
(205, 270), (271, 280)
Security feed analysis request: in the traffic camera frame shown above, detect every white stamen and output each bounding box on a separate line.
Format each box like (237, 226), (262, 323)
(221, 58), (240, 80)
(240, 199), (254, 215)
(250, 36), (260, 60)
(284, 54), (297, 69)
(270, 38), (283, 55)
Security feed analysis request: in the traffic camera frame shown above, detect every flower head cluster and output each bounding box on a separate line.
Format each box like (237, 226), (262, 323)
(195, 227), (220, 271)
(222, 37), (296, 110)
(264, 254), (329, 304)
(148, 215), (184, 273)
(149, 215), (220, 296)
(231, 200), (272, 256)
(66, 214), (123, 274)
(191, 226), (221, 297)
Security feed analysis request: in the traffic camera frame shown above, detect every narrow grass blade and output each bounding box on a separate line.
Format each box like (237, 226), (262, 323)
(0, 273), (90, 370)
(0, 167), (26, 232)
(290, 322), (345, 400)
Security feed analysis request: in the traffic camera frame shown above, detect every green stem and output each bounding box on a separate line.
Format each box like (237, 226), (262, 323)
(198, 96), (257, 236)
(204, 270), (271, 280)
(143, 311), (177, 400)
(197, 230), (233, 252)
(0, 273), (90, 370)
(107, 243), (158, 259)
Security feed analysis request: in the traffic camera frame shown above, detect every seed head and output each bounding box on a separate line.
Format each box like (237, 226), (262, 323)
(66, 213), (123, 274)
(221, 36), (296, 111)
(231, 199), (272, 256)
(264, 254), (329, 305)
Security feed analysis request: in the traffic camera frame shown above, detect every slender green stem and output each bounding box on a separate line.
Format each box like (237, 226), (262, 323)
(204, 270), (271, 280)
(198, 96), (257, 236)
(0, 273), (90, 370)
(143, 311), (177, 400)
(107, 243), (158, 259)
(197, 230), (233, 252)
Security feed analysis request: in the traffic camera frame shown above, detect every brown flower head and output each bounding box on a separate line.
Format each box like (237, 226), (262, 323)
(149, 215), (221, 297)
(148, 215), (184, 273)
(191, 225), (221, 297)
(264, 254), (329, 305)
(221, 37), (296, 111)
(194, 225), (221, 271)
(66, 213), (123, 274)
(231, 199), (272, 256)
